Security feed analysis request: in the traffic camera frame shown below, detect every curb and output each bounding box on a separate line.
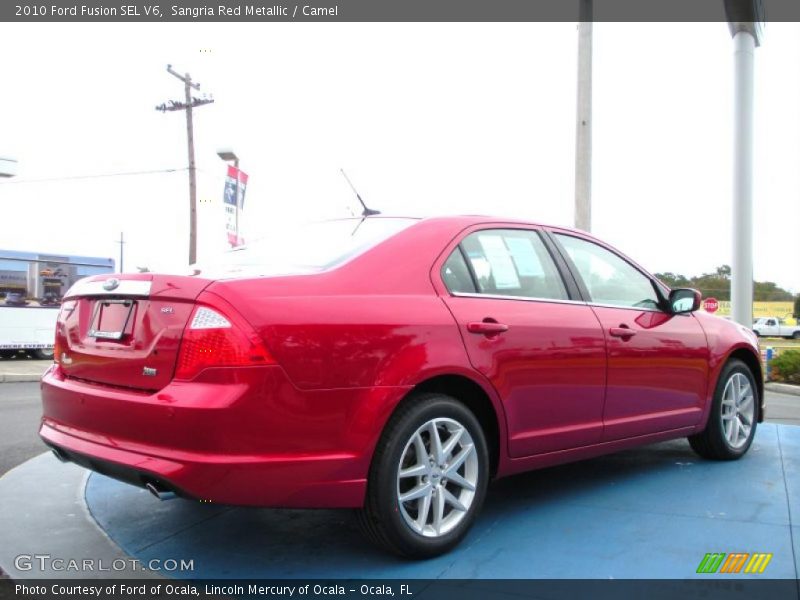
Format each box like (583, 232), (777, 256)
(765, 382), (800, 397)
(0, 374), (43, 383)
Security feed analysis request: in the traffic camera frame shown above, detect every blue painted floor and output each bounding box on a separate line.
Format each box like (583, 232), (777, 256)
(85, 424), (800, 580)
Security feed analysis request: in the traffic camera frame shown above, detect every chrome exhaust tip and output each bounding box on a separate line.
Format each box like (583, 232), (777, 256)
(145, 482), (176, 501)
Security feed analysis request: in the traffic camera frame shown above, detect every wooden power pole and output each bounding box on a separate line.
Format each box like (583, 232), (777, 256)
(156, 65), (214, 264)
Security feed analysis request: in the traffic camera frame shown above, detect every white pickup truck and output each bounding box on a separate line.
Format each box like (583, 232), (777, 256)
(753, 317), (800, 339)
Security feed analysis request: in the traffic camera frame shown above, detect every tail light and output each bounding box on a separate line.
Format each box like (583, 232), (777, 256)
(53, 337), (63, 364)
(175, 305), (274, 380)
(53, 301), (75, 364)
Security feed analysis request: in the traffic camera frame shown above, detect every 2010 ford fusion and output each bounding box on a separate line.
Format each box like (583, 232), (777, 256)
(40, 216), (763, 558)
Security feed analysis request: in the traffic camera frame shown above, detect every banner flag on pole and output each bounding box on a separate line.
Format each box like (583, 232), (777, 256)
(222, 165), (248, 247)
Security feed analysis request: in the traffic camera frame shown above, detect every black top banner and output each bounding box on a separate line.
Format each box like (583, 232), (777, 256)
(2, 0), (796, 23)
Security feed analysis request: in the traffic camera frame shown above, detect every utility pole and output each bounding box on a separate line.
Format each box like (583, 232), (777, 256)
(117, 232), (125, 273)
(574, 0), (593, 233)
(725, 0), (763, 327)
(156, 65), (214, 264)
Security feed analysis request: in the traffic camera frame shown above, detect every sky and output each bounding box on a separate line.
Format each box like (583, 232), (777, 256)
(0, 22), (798, 291)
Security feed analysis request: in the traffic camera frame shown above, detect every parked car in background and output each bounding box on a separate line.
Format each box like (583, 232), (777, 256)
(40, 216), (764, 558)
(4, 292), (29, 307)
(753, 316), (800, 339)
(39, 292), (62, 307)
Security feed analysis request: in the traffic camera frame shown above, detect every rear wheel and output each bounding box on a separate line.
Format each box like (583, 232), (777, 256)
(689, 359), (757, 460)
(793, 331), (800, 340)
(358, 393), (489, 558)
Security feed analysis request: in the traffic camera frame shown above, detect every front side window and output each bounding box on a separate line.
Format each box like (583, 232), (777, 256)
(442, 229), (568, 300)
(555, 234), (660, 310)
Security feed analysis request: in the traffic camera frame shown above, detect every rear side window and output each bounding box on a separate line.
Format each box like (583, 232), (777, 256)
(441, 250), (477, 294)
(443, 229), (568, 301)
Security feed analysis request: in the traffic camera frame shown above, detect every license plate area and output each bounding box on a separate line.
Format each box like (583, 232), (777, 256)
(89, 299), (135, 340)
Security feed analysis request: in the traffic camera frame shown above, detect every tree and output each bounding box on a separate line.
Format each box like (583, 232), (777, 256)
(754, 281), (794, 302)
(794, 295), (800, 320)
(654, 272), (691, 289)
(655, 265), (793, 302)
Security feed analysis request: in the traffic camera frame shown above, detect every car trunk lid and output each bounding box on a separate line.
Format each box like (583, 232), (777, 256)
(56, 274), (213, 391)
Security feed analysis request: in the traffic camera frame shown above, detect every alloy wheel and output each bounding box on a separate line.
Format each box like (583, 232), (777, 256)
(720, 372), (755, 449)
(396, 417), (479, 538)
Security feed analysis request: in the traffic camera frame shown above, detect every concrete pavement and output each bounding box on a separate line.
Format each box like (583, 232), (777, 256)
(0, 357), (50, 383)
(0, 454), (161, 579)
(0, 383), (46, 476)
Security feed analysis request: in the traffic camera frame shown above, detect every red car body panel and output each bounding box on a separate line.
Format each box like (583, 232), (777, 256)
(39, 216), (763, 508)
(41, 363), (411, 507)
(442, 296), (607, 457)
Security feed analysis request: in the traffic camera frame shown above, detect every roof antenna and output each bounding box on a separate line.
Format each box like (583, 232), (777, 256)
(340, 169), (381, 217)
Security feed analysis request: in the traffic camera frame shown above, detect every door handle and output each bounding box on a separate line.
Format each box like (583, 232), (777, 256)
(467, 320), (509, 336)
(609, 325), (636, 339)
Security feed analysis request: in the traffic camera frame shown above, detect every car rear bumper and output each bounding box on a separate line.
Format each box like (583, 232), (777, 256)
(40, 365), (411, 507)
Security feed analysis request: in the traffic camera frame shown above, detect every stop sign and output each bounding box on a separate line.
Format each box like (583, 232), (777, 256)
(704, 297), (719, 313)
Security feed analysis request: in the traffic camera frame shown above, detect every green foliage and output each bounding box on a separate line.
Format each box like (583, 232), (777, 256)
(771, 350), (800, 384)
(654, 265), (794, 302)
(654, 272), (692, 289)
(794, 295), (800, 320)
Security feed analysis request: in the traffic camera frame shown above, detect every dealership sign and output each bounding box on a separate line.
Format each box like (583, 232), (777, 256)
(222, 165), (248, 247)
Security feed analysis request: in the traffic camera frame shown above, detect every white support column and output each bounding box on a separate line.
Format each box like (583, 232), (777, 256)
(574, 18), (592, 233)
(731, 30), (755, 327)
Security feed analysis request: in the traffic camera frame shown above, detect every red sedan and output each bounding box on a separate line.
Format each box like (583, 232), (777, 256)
(40, 216), (763, 558)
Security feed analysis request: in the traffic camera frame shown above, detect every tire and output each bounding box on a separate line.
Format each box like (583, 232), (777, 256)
(31, 348), (55, 360)
(357, 393), (489, 558)
(793, 331), (800, 340)
(688, 359), (758, 460)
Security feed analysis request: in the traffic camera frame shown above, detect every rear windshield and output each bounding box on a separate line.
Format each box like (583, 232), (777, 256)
(192, 217), (417, 278)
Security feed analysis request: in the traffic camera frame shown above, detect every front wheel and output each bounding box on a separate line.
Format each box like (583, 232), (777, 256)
(689, 359), (758, 460)
(357, 393), (489, 558)
(792, 331), (800, 340)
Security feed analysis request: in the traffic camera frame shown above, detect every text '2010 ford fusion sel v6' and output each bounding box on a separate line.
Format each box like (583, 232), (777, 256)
(40, 216), (764, 558)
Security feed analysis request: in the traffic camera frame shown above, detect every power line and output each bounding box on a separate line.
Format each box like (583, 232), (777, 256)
(0, 167), (186, 185)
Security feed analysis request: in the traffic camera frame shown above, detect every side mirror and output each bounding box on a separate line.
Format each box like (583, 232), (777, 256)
(669, 288), (702, 314)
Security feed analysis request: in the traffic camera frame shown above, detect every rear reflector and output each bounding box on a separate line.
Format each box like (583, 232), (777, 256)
(175, 305), (274, 380)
